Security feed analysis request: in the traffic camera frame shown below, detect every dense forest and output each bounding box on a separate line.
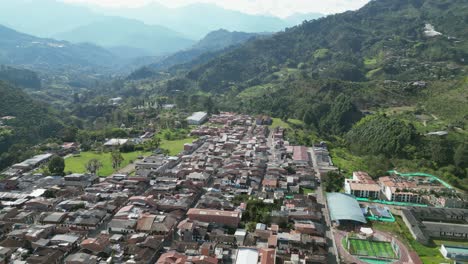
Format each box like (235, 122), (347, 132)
(0, 81), (64, 168)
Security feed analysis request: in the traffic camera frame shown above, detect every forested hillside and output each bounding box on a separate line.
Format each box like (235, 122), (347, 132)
(183, 0), (466, 92)
(0, 25), (117, 71)
(128, 30), (262, 79)
(0, 81), (64, 168)
(0, 65), (41, 89)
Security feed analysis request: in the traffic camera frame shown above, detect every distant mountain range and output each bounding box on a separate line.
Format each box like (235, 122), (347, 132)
(0, 24), (116, 71)
(0, 0), (324, 57)
(94, 2), (323, 39)
(127, 29), (262, 80)
(53, 16), (195, 57)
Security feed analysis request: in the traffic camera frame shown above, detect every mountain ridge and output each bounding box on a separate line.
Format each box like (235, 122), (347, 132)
(53, 16), (196, 56)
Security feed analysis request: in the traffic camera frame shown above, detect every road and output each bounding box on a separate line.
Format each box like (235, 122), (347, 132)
(309, 147), (339, 264)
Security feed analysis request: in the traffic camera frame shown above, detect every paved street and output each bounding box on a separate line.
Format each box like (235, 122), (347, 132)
(309, 147), (339, 264)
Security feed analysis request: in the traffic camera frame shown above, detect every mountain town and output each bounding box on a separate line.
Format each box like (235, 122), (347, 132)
(0, 0), (467, 263)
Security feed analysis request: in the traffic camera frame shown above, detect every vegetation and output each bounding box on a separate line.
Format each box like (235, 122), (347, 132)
(65, 151), (150, 177)
(241, 198), (281, 226)
(0, 81), (64, 170)
(323, 171), (345, 192)
(111, 150), (124, 170)
(346, 115), (417, 157)
(48, 156), (65, 176)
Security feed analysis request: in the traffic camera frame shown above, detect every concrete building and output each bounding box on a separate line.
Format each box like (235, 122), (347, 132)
(187, 112), (208, 125)
(344, 171), (380, 199)
(401, 207), (468, 245)
(236, 248), (259, 264)
(440, 244), (468, 261)
(187, 208), (241, 227)
(12, 154), (53, 171)
(378, 176), (423, 203)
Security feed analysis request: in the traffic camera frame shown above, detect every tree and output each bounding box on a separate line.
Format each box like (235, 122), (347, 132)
(204, 96), (215, 115)
(454, 143), (468, 168)
(85, 159), (102, 175)
(323, 171), (345, 192)
(303, 109), (315, 126)
(48, 155), (65, 176)
(111, 150), (124, 170)
(427, 137), (453, 166)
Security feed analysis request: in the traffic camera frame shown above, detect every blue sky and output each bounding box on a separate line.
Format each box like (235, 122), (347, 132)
(63, 0), (370, 17)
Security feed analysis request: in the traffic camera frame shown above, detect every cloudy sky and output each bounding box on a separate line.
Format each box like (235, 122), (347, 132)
(63, 0), (370, 17)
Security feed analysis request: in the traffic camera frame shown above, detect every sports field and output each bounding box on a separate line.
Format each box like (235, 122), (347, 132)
(348, 238), (396, 259)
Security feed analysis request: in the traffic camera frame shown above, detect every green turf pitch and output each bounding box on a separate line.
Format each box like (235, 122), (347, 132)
(349, 239), (396, 259)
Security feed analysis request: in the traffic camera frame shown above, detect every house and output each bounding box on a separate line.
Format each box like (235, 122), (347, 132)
(344, 172), (380, 199)
(378, 176), (422, 203)
(187, 112), (209, 125)
(11, 153), (53, 171)
(65, 253), (98, 264)
(107, 219), (137, 234)
(187, 209), (241, 227)
(80, 234), (111, 256)
(103, 138), (129, 149)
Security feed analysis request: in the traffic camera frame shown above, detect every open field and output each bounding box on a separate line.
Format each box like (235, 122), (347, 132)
(269, 118), (305, 129)
(160, 137), (197, 155)
(65, 151), (151, 177)
(348, 238), (396, 259)
(329, 147), (367, 176)
(302, 188), (315, 195)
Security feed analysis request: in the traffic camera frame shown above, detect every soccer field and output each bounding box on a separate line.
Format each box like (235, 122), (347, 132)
(348, 238), (396, 259)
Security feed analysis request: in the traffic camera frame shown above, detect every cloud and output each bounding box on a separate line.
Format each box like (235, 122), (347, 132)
(63, 0), (370, 17)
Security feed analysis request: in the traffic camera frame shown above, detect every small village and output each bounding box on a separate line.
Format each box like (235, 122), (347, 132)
(0, 112), (466, 264)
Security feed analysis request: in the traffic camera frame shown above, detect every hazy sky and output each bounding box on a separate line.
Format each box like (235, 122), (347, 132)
(63, 0), (370, 17)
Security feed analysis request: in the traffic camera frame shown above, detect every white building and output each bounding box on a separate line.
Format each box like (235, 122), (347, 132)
(235, 248), (259, 264)
(187, 112), (208, 125)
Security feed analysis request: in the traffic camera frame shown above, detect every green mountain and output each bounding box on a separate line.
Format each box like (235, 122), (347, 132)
(192, 29), (264, 51)
(0, 81), (64, 169)
(0, 65), (41, 89)
(54, 17), (196, 56)
(128, 29), (262, 79)
(0, 24), (117, 71)
(185, 0), (467, 93)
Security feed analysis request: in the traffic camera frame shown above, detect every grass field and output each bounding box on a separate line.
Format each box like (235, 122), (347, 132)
(269, 118), (304, 129)
(65, 151), (151, 177)
(302, 188), (315, 195)
(348, 238), (396, 259)
(160, 137), (197, 155)
(329, 147), (368, 176)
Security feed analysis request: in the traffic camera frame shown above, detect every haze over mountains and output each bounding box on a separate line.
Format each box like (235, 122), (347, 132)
(0, 24), (116, 72)
(0, 0), (323, 57)
(92, 2), (323, 39)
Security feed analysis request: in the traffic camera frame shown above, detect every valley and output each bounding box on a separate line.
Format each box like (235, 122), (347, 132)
(0, 0), (466, 263)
